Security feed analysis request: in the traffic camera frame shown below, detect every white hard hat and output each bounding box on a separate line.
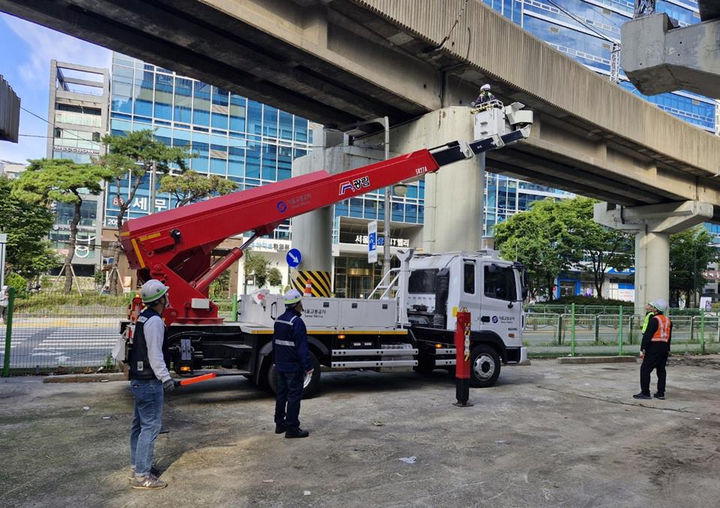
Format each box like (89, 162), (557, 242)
(480, 84), (491, 91)
(649, 299), (668, 313)
(141, 279), (169, 304)
(284, 289), (303, 306)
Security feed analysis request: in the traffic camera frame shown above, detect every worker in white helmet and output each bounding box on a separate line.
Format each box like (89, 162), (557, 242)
(128, 279), (172, 489)
(471, 83), (496, 108)
(634, 299), (672, 400)
(273, 288), (314, 438)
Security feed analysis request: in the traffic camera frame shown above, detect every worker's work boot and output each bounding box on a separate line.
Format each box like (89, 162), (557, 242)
(285, 428), (309, 438)
(633, 392), (651, 400)
(275, 423), (287, 434)
(653, 393), (665, 400)
(130, 474), (167, 490)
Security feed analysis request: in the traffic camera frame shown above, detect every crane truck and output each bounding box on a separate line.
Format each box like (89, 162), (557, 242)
(117, 102), (533, 396)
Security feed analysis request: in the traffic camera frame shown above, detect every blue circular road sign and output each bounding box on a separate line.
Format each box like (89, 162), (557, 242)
(286, 248), (302, 267)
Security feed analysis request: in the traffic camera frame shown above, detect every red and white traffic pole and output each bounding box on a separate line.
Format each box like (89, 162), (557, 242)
(453, 308), (473, 407)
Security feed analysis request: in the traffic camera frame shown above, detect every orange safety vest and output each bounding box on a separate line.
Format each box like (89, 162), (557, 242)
(650, 314), (671, 343)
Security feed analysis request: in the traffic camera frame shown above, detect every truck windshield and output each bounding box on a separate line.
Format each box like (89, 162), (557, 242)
(409, 269), (438, 294)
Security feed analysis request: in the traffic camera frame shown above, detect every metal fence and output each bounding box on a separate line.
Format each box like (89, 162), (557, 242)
(0, 290), (240, 376)
(2, 291), (718, 376)
(524, 310), (720, 356)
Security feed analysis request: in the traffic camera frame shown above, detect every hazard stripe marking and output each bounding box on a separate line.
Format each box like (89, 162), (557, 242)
(292, 270), (331, 297)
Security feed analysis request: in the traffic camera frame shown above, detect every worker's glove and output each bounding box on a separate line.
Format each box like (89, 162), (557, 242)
(162, 379), (175, 392)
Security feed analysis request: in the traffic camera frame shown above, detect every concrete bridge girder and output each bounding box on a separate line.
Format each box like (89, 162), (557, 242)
(594, 201), (714, 315)
(622, 13), (720, 98)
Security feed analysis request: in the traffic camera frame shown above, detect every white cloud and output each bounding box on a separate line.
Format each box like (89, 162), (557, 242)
(4, 15), (111, 91)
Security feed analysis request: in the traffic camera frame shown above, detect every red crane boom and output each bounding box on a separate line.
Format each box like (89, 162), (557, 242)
(119, 114), (530, 325)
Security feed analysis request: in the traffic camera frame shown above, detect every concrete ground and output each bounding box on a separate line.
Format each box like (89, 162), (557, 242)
(2, 356), (720, 507)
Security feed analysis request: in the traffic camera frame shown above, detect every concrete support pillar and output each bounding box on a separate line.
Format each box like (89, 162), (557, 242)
(291, 128), (384, 291)
(594, 201), (713, 315)
(633, 227), (670, 317)
(390, 107), (484, 252)
(290, 107), (483, 293)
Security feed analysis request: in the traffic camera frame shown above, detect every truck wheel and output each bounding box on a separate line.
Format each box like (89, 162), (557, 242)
(266, 351), (322, 399)
(469, 345), (501, 388)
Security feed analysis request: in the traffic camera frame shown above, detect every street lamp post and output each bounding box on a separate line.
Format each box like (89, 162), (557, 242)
(381, 116), (390, 277)
(340, 116), (391, 276)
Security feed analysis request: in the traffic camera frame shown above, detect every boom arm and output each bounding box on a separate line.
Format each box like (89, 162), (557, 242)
(120, 104), (532, 325)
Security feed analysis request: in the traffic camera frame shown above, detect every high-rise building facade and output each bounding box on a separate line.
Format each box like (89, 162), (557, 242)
(47, 61), (109, 276)
(107, 53), (425, 296)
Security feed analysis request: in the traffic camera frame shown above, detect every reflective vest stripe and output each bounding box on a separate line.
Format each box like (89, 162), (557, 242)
(275, 339), (295, 347)
(651, 315), (670, 342)
(275, 316), (297, 326)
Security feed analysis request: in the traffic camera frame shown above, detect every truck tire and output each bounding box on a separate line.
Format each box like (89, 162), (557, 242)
(266, 351), (322, 399)
(469, 344), (501, 388)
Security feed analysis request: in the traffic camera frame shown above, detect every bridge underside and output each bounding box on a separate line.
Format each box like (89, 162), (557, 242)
(3, 0), (719, 216)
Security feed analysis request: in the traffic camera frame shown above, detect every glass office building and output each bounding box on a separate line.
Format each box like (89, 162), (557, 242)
(106, 53), (313, 241)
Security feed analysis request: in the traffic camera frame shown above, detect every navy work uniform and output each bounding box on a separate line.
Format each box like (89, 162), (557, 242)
(273, 290), (313, 438)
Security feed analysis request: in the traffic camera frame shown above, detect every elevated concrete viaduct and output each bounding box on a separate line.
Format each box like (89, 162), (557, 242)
(3, 0), (719, 311)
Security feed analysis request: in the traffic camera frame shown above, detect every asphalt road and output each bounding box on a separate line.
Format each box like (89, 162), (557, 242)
(0, 323), (120, 369)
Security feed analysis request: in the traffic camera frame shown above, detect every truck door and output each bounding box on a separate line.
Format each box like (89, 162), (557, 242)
(457, 259), (481, 330)
(480, 263), (521, 342)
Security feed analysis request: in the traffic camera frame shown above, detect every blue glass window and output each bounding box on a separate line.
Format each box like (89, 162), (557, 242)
(263, 106), (278, 137)
(193, 82), (211, 126)
(278, 146), (292, 180)
(262, 144), (277, 181)
(350, 198), (363, 217)
(247, 101), (262, 136)
(246, 142), (261, 178)
(279, 111), (293, 140)
(228, 146), (245, 178)
(294, 118), (308, 143)
(174, 77), (192, 124)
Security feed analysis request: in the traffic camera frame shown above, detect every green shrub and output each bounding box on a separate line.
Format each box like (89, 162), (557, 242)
(5, 273), (28, 299)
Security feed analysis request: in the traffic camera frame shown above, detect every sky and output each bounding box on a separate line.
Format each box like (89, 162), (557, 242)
(0, 12), (111, 164)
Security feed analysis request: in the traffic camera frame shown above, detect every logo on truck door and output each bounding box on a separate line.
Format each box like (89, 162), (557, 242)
(339, 176), (370, 195)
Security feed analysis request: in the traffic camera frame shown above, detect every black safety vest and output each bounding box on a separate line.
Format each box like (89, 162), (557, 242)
(129, 308), (168, 380)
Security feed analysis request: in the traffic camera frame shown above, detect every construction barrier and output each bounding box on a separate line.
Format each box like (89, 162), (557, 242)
(291, 270), (332, 297)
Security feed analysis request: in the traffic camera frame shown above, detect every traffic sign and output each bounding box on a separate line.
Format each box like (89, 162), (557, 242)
(286, 248), (302, 267)
(368, 221), (377, 263)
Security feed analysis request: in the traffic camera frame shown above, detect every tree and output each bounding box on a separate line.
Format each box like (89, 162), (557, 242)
(494, 198), (581, 300)
(493, 197), (633, 300)
(551, 198), (633, 299)
(159, 170), (237, 207)
(243, 251), (274, 293)
(12, 159), (111, 293)
(0, 176), (59, 281)
(267, 267), (283, 287)
(670, 226), (717, 307)
(99, 130), (190, 293)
